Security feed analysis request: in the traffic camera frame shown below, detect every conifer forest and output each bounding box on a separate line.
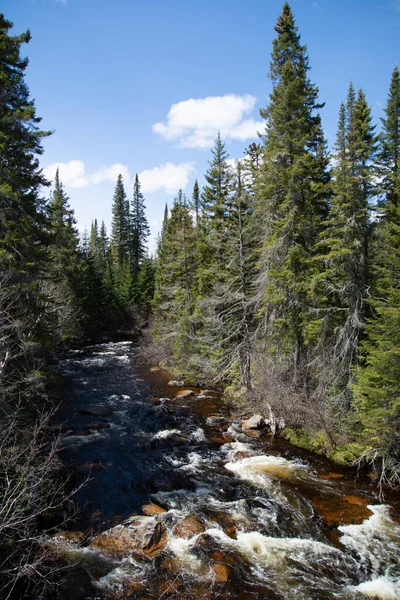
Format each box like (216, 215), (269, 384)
(1, 3), (400, 599)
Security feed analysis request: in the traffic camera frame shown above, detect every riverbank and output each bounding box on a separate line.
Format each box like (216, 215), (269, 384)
(44, 340), (400, 600)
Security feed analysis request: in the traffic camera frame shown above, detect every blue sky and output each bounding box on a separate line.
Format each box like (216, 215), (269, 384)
(3, 0), (400, 250)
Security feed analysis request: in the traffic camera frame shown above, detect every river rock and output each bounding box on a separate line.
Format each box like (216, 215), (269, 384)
(168, 380), (184, 387)
(213, 562), (232, 583)
(79, 406), (113, 417)
(91, 516), (167, 558)
(141, 503), (167, 516)
(241, 414), (266, 430)
(174, 515), (206, 539)
(177, 389), (196, 397)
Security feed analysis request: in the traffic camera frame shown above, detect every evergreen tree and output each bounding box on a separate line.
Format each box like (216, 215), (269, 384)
(136, 256), (155, 312)
(254, 2), (330, 384)
(0, 14), (51, 408)
(130, 174), (150, 279)
(111, 174), (130, 265)
(378, 66), (400, 212)
(99, 220), (109, 257)
(153, 192), (197, 370)
(89, 218), (100, 256)
(353, 67), (400, 481)
(191, 180), (200, 226)
(46, 171), (81, 338)
(213, 162), (255, 389)
(201, 131), (233, 234)
(312, 84), (377, 411)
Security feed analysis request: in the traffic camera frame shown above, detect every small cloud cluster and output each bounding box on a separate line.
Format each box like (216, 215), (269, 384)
(43, 160), (195, 195)
(43, 160), (130, 188)
(139, 162), (196, 194)
(153, 94), (263, 148)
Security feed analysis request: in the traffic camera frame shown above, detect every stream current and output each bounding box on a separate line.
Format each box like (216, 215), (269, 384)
(52, 340), (400, 600)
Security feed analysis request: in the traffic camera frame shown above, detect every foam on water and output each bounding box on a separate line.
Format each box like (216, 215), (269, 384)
(152, 428), (182, 440)
(355, 577), (400, 599)
(339, 505), (400, 591)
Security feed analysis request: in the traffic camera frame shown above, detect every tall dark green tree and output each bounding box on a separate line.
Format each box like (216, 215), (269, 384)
(0, 14), (51, 409)
(111, 174), (130, 265)
(153, 191), (197, 370)
(46, 171), (81, 338)
(353, 67), (400, 481)
(191, 179), (200, 226)
(312, 84), (377, 412)
(130, 174), (150, 280)
(254, 2), (330, 384)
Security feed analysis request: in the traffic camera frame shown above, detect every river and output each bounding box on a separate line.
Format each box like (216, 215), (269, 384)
(50, 340), (400, 600)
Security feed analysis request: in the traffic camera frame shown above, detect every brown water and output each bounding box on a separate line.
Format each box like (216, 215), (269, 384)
(49, 340), (400, 600)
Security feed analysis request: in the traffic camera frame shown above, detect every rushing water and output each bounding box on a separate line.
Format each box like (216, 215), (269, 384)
(51, 341), (400, 600)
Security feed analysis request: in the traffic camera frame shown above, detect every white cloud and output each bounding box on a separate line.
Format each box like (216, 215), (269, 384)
(139, 162), (196, 194)
(43, 159), (196, 196)
(43, 160), (130, 188)
(153, 94), (263, 148)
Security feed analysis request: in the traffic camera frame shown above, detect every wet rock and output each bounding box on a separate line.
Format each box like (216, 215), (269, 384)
(85, 422), (110, 431)
(213, 562), (231, 583)
(174, 515), (206, 539)
(79, 406), (113, 417)
(241, 414), (266, 430)
(189, 533), (222, 557)
(91, 516), (167, 558)
(141, 503), (167, 516)
(168, 380), (184, 387)
(243, 429), (263, 439)
(177, 389), (196, 397)
(51, 530), (85, 544)
(208, 434), (233, 445)
(209, 514), (237, 539)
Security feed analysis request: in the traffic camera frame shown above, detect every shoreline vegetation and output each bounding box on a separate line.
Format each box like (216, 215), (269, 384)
(0, 2), (399, 597)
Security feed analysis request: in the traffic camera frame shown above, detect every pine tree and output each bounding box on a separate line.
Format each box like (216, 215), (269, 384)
(378, 66), (400, 212)
(46, 171), (81, 338)
(353, 67), (400, 479)
(312, 84), (377, 411)
(254, 2), (330, 384)
(0, 14), (51, 408)
(201, 132), (233, 234)
(136, 256), (155, 312)
(89, 218), (99, 256)
(111, 174), (130, 265)
(153, 192), (197, 370)
(191, 180), (200, 226)
(213, 161), (255, 389)
(130, 174), (150, 280)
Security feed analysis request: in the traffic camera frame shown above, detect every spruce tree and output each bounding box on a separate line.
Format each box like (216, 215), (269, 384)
(378, 66), (400, 212)
(130, 174), (150, 280)
(254, 2), (330, 384)
(191, 180), (200, 226)
(111, 174), (130, 265)
(353, 67), (400, 478)
(0, 14), (51, 408)
(153, 191), (197, 370)
(312, 84), (377, 412)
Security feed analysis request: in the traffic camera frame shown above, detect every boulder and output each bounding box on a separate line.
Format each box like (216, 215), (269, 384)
(241, 414), (266, 430)
(174, 515), (206, 539)
(91, 516), (167, 558)
(141, 503), (167, 516)
(168, 380), (184, 387)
